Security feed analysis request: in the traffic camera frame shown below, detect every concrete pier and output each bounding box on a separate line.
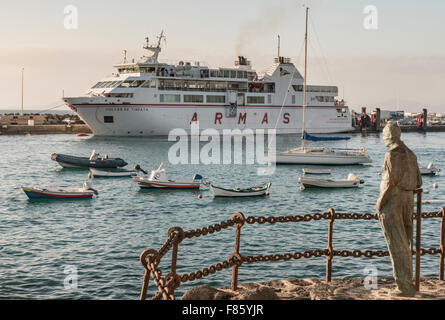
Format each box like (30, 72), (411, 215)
(0, 124), (91, 135)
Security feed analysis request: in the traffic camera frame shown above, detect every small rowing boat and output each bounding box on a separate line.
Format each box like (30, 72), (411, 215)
(22, 182), (98, 200)
(209, 183), (271, 197)
(133, 163), (203, 189)
(51, 150), (127, 169)
(299, 173), (364, 189)
(302, 168), (331, 175)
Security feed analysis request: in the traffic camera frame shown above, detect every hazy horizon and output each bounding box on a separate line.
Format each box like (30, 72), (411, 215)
(1, 0), (444, 113)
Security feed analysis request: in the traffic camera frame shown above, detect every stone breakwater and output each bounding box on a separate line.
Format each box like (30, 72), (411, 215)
(182, 278), (445, 300)
(0, 124), (91, 135)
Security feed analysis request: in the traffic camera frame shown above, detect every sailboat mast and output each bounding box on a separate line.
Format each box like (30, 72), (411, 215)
(301, 7), (309, 150)
(21, 67), (24, 116)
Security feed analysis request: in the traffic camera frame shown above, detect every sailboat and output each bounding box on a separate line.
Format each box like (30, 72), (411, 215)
(271, 7), (372, 165)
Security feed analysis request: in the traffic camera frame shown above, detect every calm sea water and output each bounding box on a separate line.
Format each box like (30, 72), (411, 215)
(0, 132), (444, 299)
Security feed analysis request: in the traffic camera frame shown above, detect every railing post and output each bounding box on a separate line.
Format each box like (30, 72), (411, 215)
(230, 212), (245, 291)
(415, 189), (422, 292)
(139, 249), (158, 300)
(440, 207), (445, 280)
(326, 208), (335, 283)
(166, 227), (184, 300)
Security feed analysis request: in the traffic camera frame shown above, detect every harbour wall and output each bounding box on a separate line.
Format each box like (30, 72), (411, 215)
(0, 124), (92, 135)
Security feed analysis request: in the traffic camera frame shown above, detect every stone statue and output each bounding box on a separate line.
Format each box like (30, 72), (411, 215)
(376, 122), (422, 297)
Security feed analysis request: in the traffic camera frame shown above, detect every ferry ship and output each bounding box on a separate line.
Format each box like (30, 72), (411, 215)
(63, 32), (353, 136)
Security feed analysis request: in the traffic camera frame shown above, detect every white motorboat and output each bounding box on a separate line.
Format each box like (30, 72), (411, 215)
(133, 163), (203, 189)
(209, 183), (271, 197)
(299, 173), (364, 189)
(269, 8), (371, 165)
(419, 163), (440, 176)
(302, 168), (331, 175)
(90, 164), (147, 178)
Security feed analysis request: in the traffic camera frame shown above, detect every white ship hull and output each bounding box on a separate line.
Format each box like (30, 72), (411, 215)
(69, 103), (353, 136)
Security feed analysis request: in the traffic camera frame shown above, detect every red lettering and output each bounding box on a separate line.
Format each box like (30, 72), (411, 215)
(190, 112), (198, 123)
(261, 113), (268, 124)
(238, 112), (247, 124)
(283, 112), (290, 124)
(215, 112), (223, 124)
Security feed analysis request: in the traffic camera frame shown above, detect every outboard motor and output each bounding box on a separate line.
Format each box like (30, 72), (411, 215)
(83, 181), (99, 195)
(134, 164), (148, 174)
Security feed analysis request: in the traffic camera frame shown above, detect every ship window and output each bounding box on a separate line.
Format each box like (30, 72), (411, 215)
(223, 70), (230, 78)
(210, 70), (218, 78)
(267, 95), (272, 104)
(118, 80), (134, 88)
(92, 82), (103, 88)
(104, 116), (114, 123)
(160, 94), (180, 103)
(247, 72), (256, 81)
(142, 79), (157, 88)
(200, 69), (209, 78)
(130, 80), (145, 88)
(292, 95), (296, 104)
(265, 83), (275, 93)
(208, 81), (227, 92)
(206, 95), (225, 103)
(186, 81), (206, 91)
(230, 70), (237, 78)
(217, 70), (224, 78)
(247, 96), (265, 104)
(184, 95), (204, 103)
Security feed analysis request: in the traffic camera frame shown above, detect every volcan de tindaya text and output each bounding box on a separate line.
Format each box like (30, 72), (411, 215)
(64, 32), (353, 136)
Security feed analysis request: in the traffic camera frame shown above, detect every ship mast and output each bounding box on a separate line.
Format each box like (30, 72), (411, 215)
(142, 30), (165, 64)
(21, 67), (24, 115)
(301, 7), (309, 150)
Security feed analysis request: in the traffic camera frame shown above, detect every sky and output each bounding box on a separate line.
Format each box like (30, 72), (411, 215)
(0, 0), (444, 113)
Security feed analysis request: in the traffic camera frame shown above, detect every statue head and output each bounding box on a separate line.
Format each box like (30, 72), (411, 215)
(382, 121), (402, 147)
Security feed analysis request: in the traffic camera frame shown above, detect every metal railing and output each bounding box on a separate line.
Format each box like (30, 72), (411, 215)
(139, 191), (445, 300)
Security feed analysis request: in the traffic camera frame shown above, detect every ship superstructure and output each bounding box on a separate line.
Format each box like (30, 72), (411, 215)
(64, 32), (352, 136)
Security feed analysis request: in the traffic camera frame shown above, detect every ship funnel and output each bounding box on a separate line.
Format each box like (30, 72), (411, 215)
(235, 56), (251, 67)
(275, 57), (292, 64)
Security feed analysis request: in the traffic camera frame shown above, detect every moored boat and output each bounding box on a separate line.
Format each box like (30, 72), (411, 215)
(419, 163), (440, 176)
(133, 163), (203, 189)
(90, 168), (138, 178)
(299, 173), (364, 189)
(22, 183), (98, 200)
(302, 168), (332, 175)
(51, 150), (128, 169)
(209, 182), (271, 197)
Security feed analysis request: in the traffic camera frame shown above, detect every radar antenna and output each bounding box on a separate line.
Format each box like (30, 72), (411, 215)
(142, 30), (165, 63)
